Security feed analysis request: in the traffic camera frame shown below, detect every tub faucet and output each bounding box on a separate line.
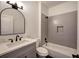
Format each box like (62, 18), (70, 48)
(45, 38), (48, 46)
(16, 35), (20, 41)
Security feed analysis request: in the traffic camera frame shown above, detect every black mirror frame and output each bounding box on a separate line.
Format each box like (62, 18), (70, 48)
(0, 8), (25, 35)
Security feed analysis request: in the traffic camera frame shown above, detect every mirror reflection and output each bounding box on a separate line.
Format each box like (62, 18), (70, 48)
(0, 8), (25, 35)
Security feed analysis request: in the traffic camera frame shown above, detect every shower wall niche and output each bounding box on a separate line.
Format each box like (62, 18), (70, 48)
(48, 11), (77, 49)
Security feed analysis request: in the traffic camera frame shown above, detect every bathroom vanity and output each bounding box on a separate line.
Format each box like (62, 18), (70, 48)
(0, 7), (37, 58)
(0, 38), (37, 58)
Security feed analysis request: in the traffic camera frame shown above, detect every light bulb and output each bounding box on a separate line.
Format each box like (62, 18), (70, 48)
(17, 2), (24, 7)
(10, 1), (17, 4)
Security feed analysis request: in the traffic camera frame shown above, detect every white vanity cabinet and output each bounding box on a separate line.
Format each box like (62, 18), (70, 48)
(0, 42), (36, 58)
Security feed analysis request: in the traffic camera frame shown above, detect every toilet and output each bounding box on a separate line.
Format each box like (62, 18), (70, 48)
(36, 39), (48, 58)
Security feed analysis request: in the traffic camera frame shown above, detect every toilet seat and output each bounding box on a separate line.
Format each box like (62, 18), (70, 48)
(36, 47), (48, 56)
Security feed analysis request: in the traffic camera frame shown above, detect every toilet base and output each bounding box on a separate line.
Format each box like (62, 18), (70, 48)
(36, 53), (46, 58)
(36, 53), (52, 58)
(46, 55), (53, 58)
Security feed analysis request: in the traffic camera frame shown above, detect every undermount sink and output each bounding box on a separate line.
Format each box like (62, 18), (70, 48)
(7, 40), (29, 48)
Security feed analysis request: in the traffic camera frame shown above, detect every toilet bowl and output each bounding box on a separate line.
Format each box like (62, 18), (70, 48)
(36, 39), (48, 57)
(36, 47), (48, 57)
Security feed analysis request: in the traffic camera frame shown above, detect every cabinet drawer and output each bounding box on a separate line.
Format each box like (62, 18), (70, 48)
(18, 51), (36, 58)
(17, 44), (36, 58)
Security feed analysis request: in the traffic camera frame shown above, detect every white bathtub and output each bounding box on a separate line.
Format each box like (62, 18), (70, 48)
(43, 42), (77, 58)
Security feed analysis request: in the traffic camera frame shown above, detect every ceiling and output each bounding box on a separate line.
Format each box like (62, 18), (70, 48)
(42, 1), (66, 8)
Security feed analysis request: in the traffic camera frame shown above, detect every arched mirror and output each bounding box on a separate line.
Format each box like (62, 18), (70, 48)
(0, 8), (25, 35)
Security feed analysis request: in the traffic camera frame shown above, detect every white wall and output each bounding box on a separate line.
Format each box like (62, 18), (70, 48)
(41, 14), (48, 46)
(0, 1), (40, 42)
(77, 2), (79, 54)
(41, 3), (48, 45)
(21, 1), (40, 38)
(41, 3), (48, 16)
(48, 1), (77, 16)
(38, 2), (41, 40)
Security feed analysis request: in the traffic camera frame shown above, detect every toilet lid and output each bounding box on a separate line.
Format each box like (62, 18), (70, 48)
(36, 47), (48, 56)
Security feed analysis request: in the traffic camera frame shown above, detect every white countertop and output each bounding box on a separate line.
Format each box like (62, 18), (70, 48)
(0, 38), (37, 56)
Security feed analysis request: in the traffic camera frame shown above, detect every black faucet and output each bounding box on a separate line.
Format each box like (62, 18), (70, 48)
(19, 37), (23, 41)
(16, 35), (20, 41)
(45, 38), (48, 43)
(8, 39), (13, 43)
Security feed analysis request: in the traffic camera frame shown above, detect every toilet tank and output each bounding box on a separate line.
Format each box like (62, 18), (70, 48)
(36, 39), (41, 48)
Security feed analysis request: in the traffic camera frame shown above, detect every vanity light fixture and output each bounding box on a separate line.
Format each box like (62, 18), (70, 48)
(6, 1), (23, 10)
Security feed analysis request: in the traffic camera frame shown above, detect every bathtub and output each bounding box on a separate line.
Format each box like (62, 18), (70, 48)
(43, 42), (77, 58)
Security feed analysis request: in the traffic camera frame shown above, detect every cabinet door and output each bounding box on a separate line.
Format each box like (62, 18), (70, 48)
(18, 51), (36, 58)
(17, 54), (27, 58)
(17, 43), (36, 58)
